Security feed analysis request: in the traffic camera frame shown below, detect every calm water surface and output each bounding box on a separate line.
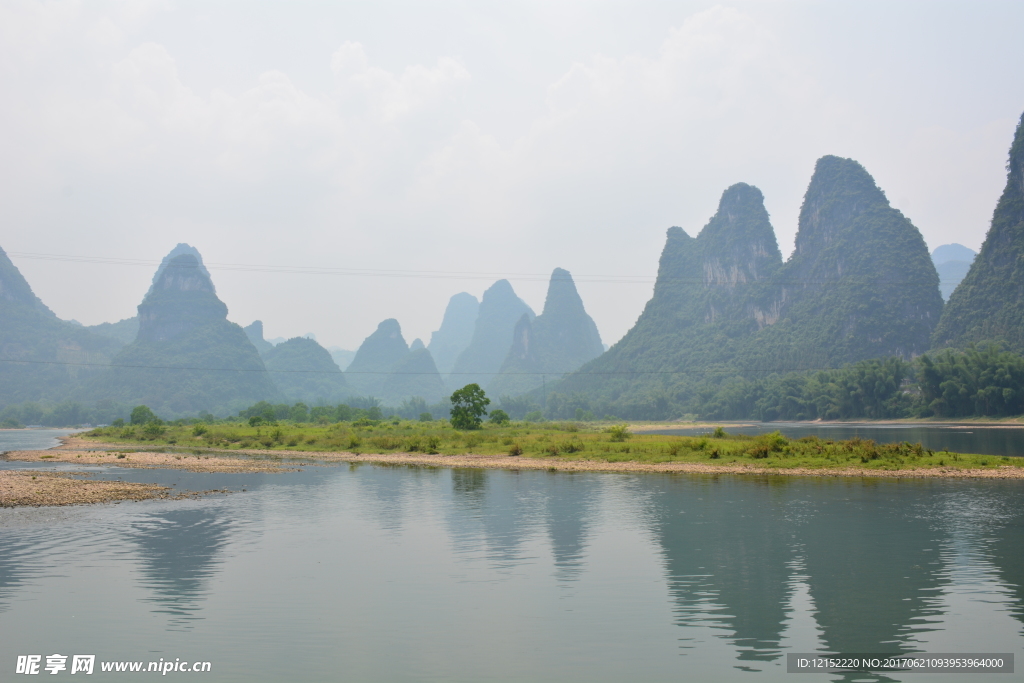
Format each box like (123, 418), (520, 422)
(0, 429), (84, 452)
(1, 454), (1022, 682)
(650, 423), (1024, 458)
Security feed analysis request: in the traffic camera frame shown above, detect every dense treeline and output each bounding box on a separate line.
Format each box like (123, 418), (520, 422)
(539, 346), (1024, 422)
(0, 400), (130, 428)
(5, 346), (1024, 427)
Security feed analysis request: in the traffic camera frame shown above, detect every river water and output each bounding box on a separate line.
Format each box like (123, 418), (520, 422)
(0, 428), (84, 452)
(1, 431), (1022, 682)
(649, 423), (1024, 458)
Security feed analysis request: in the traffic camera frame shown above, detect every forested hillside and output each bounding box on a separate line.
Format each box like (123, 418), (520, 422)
(0, 245), (122, 408)
(755, 155), (942, 367)
(536, 345), (1024, 422)
(262, 336), (351, 403)
(934, 112), (1024, 352)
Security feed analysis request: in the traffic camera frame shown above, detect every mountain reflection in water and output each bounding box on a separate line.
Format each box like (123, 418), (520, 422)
(648, 475), (797, 662)
(127, 508), (235, 624)
(0, 464), (1021, 682)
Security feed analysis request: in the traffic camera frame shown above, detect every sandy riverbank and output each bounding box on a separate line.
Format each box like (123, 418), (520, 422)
(256, 451), (1024, 479)
(8, 445), (297, 473)
(0, 470), (224, 507)
(3, 436), (1020, 482)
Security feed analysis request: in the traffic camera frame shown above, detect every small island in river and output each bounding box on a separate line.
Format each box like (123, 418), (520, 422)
(3, 421), (1023, 507)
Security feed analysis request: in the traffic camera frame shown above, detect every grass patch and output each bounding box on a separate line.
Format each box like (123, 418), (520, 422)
(77, 423), (1022, 472)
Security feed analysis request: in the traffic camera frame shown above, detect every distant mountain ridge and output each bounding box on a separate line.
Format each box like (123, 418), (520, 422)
(932, 243), (977, 264)
(244, 320), (275, 354)
(15, 113), (1024, 420)
(449, 280), (535, 389)
(347, 319), (446, 404)
(489, 268), (603, 397)
(931, 243), (976, 301)
(0, 246), (121, 407)
(262, 336), (351, 403)
(428, 292), (479, 375)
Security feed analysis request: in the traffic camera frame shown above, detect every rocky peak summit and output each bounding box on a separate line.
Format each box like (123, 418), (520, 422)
(345, 318), (411, 395)
(449, 280), (534, 388)
(794, 156), (889, 257)
(695, 182), (782, 286)
(147, 243), (213, 296)
(136, 254), (229, 343)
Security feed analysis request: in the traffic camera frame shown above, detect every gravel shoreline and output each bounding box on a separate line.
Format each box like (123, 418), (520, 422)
(0, 470), (221, 507)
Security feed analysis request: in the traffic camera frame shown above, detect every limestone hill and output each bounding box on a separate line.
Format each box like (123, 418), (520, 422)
(381, 348), (447, 405)
(449, 280), (535, 389)
(934, 112), (1024, 352)
(748, 155), (942, 370)
(87, 243), (209, 349)
(560, 158), (942, 418)
(489, 268), (603, 397)
(345, 319), (411, 397)
(346, 319), (446, 404)
(86, 253), (276, 416)
(428, 292), (479, 375)
(262, 336), (351, 403)
(244, 320), (275, 355)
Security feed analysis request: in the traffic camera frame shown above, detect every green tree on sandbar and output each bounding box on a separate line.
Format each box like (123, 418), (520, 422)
(450, 384), (490, 430)
(130, 405), (158, 425)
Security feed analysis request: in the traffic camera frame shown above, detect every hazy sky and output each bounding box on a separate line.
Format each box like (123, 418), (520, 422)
(3, 1), (1022, 350)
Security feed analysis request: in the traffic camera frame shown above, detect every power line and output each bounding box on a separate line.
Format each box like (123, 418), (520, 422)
(6, 251), (651, 285)
(0, 357), (895, 376)
(6, 250), (965, 286)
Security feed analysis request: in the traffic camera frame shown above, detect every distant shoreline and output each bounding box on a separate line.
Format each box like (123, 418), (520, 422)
(629, 419), (1024, 431)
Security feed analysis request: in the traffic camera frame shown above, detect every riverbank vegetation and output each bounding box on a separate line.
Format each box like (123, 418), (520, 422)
(542, 345), (1024, 422)
(79, 421), (1023, 473)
